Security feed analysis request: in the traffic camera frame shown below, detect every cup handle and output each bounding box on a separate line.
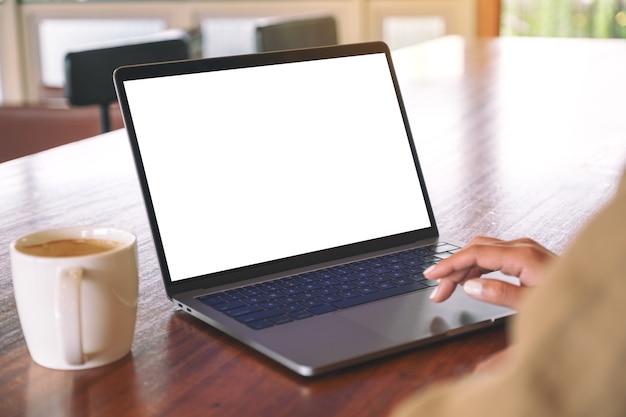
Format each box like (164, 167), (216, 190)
(55, 267), (85, 365)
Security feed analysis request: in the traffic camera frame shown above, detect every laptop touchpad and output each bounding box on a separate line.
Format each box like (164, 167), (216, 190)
(337, 288), (508, 342)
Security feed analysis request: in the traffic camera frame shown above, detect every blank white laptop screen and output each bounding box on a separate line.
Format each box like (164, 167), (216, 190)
(123, 52), (431, 282)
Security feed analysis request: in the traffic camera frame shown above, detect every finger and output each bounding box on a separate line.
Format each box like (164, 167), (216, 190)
(474, 237), (557, 261)
(422, 236), (503, 282)
(429, 268), (489, 303)
(428, 265), (486, 284)
(428, 278), (457, 302)
(465, 236), (505, 247)
(424, 243), (542, 284)
(423, 236), (506, 281)
(424, 241), (503, 302)
(462, 278), (527, 309)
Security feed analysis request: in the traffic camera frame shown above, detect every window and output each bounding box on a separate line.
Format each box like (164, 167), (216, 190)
(383, 16), (446, 49)
(201, 18), (258, 58)
(502, 0), (626, 38)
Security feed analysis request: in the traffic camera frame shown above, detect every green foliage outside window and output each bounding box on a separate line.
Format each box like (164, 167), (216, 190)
(502, 0), (626, 38)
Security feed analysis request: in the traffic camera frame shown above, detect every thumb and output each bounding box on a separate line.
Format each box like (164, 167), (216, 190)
(462, 278), (525, 310)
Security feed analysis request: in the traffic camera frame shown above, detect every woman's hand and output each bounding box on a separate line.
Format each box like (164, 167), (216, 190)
(425, 237), (557, 310)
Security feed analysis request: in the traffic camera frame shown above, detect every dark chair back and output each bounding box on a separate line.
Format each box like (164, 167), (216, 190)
(256, 15), (338, 53)
(64, 30), (190, 132)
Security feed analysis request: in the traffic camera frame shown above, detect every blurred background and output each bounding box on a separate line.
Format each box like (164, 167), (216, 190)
(1, 0), (625, 161)
(3, 0), (626, 104)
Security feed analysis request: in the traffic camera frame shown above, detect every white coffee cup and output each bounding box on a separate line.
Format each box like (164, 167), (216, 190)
(10, 226), (138, 370)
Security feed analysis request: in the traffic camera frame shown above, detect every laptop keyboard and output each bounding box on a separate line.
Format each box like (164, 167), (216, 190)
(197, 242), (460, 330)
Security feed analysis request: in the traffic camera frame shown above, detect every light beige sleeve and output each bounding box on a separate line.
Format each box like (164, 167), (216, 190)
(391, 170), (626, 417)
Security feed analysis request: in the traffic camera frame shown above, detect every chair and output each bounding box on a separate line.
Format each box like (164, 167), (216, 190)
(0, 104), (108, 163)
(64, 29), (191, 133)
(255, 15), (338, 53)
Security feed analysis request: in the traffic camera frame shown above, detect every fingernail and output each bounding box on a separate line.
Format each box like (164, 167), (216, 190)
(423, 265), (436, 276)
(463, 280), (483, 297)
(429, 280), (441, 300)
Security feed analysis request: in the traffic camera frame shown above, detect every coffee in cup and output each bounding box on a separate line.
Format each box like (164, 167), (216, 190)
(18, 238), (122, 257)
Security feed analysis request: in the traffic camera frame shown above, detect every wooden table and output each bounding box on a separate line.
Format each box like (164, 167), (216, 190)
(2, 36), (626, 417)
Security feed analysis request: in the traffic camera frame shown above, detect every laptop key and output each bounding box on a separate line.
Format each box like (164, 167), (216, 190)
(374, 281), (396, 290)
(219, 293), (240, 302)
(223, 304), (264, 318)
(264, 292), (283, 300)
(300, 299), (325, 308)
(288, 310), (314, 320)
(280, 304), (305, 313)
(307, 304), (337, 315)
(338, 290), (360, 299)
(247, 320), (274, 330)
(209, 300), (248, 311)
(433, 243), (460, 253)
(335, 282), (356, 291)
(281, 287), (303, 296)
(259, 300), (282, 309)
(268, 315), (293, 325)
(419, 278), (439, 287)
(197, 294), (225, 306)
(320, 294), (344, 303)
(356, 286), (378, 294)
(242, 296), (267, 304)
(236, 308), (284, 323)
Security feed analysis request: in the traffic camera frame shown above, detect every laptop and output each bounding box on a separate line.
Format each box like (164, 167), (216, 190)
(114, 41), (514, 377)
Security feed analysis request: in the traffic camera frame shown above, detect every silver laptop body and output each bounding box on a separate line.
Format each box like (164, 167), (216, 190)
(114, 42), (513, 377)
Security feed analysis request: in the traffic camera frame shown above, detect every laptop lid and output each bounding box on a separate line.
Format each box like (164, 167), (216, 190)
(114, 42), (438, 297)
